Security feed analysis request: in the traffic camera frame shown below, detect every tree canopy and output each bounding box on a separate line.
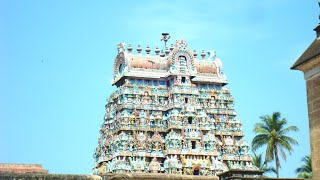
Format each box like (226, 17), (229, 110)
(252, 112), (299, 178)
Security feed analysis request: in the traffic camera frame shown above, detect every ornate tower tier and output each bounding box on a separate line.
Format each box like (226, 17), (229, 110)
(93, 39), (258, 177)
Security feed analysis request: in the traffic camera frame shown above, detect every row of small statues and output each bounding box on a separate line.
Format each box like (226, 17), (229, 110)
(103, 118), (242, 134)
(105, 105), (236, 122)
(106, 101), (234, 114)
(101, 119), (242, 140)
(94, 155), (258, 175)
(98, 141), (249, 158)
(95, 130), (250, 162)
(117, 83), (231, 97)
(106, 108), (239, 123)
(109, 93), (234, 109)
(105, 91), (235, 113)
(112, 82), (231, 97)
(100, 130), (246, 147)
(108, 84), (233, 105)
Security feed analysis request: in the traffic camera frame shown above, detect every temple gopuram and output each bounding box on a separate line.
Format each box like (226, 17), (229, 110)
(93, 35), (258, 178)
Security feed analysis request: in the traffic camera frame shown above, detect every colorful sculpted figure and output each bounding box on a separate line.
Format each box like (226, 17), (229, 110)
(149, 157), (161, 173)
(135, 94), (140, 105)
(142, 91), (150, 104)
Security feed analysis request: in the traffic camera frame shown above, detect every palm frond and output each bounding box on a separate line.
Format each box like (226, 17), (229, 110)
(265, 139), (275, 162)
(251, 152), (276, 175)
(277, 145), (286, 161)
(253, 122), (270, 134)
(252, 134), (269, 152)
(277, 137), (297, 155)
(295, 155), (312, 174)
(251, 153), (264, 169)
(272, 112), (281, 122)
(279, 126), (299, 135)
(254, 128), (269, 134)
(280, 135), (298, 146)
(264, 166), (277, 174)
(297, 172), (312, 179)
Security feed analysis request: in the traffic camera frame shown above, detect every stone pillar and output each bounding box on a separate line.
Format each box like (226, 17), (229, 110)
(306, 68), (320, 179)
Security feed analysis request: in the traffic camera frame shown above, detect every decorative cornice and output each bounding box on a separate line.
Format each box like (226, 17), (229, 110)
(304, 62), (320, 80)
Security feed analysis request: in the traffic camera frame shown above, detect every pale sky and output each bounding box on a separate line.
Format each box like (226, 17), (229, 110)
(0, 0), (318, 178)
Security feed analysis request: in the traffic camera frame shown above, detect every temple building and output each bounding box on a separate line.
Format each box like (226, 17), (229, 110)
(93, 36), (258, 177)
(291, 17), (320, 179)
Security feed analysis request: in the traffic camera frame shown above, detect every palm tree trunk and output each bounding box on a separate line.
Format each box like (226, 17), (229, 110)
(275, 148), (280, 178)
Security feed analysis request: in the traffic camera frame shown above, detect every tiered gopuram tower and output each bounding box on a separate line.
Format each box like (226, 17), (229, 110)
(93, 36), (258, 177)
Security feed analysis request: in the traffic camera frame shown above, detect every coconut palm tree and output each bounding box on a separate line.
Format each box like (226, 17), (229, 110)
(252, 112), (299, 178)
(251, 153), (276, 175)
(295, 155), (312, 179)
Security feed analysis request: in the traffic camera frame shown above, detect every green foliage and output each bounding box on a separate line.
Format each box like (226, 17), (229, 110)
(251, 112), (299, 178)
(251, 153), (276, 175)
(295, 155), (312, 179)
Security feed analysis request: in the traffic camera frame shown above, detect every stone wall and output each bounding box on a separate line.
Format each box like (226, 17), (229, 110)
(0, 172), (305, 180)
(0, 172), (102, 180)
(102, 173), (218, 180)
(0, 163), (48, 174)
(306, 66), (320, 180)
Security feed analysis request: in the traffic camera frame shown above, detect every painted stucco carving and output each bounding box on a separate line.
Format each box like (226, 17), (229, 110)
(94, 39), (257, 176)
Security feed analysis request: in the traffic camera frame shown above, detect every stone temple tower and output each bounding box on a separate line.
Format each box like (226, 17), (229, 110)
(93, 37), (257, 177)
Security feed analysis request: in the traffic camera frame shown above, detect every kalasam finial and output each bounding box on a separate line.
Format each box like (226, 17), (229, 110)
(161, 33), (170, 52)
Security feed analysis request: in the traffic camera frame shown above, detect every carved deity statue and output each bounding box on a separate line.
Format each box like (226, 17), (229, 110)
(142, 91), (150, 104)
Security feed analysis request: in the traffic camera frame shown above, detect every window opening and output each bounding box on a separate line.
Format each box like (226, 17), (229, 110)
(191, 141), (196, 149)
(188, 117), (192, 124)
(182, 77), (186, 83)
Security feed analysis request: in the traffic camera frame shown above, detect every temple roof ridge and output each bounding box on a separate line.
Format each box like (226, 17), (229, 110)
(112, 40), (227, 85)
(117, 41), (219, 60)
